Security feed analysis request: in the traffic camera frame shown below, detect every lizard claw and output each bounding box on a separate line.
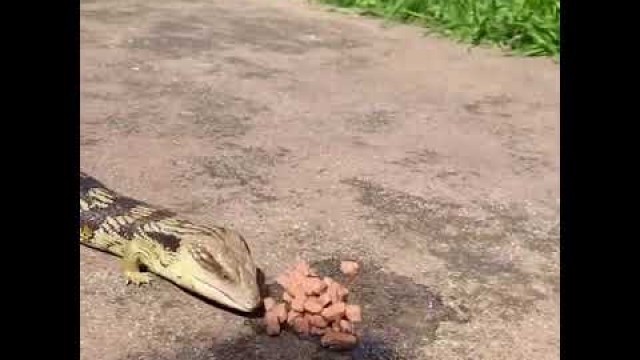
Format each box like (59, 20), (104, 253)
(124, 271), (153, 286)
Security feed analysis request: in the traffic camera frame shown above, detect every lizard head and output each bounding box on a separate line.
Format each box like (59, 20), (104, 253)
(170, 227), (262, 313)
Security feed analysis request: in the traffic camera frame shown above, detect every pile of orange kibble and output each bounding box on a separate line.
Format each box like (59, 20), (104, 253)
(263, 260), (362, 350)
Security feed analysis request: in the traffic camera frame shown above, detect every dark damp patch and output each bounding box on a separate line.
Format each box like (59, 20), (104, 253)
(147, 232), (182, 252)
(463, 94), (513, 118)
(341, 177), (530, 278)
(342, 178), (554, 320)
(346, 109), (396, 134)
(389, 148), (445, 170)
(124, 258), (463, 360)
(187, 145), (282, 204)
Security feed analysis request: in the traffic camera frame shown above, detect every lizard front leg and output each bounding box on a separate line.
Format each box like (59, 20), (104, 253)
(121, 242), (154, 286)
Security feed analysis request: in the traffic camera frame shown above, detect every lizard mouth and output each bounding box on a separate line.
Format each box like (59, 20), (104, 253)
(192, 276), (252, 311)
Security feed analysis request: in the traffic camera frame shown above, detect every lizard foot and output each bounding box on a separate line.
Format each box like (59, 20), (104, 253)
(124, 271), (153, 286)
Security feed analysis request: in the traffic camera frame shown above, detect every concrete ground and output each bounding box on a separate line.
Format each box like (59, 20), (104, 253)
(80, 0), (559, 359)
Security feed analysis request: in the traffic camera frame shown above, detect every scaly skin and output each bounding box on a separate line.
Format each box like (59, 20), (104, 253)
(80, 171), (262, 312)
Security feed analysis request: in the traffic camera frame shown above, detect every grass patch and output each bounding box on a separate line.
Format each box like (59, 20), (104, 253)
(316, 0), (559, 57)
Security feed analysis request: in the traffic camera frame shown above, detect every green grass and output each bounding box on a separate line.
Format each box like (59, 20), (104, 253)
(316, 0), (560, 57)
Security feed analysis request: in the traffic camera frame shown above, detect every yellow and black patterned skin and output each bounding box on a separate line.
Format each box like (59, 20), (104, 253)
(80, 171), (262, 312)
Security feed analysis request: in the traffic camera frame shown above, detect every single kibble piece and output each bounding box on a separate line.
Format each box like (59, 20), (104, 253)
(339, 319), (353, 333)
(318, 292), (332, 307)
(336, 284), (349, 301)
(283, 292), (293, 303)
(291, 296), (306, 312)
(320, 330), (358, 350)
(321, 302), (346, 322)
(340, 261), (360, 276)
(265, 313), (281, 336)
(345, 304), (362, 323)
(310, 326), (326, 335)
(276, 274), (291, 288)
(289, 270), (307, 284)
(331, 321), (341, 332)
(287, 310), (302, 325)
(293, 262), (311, 277)
(286, 281), (306, 299)
(304, 277), (328, 295)
(304, 297), (324, 314)
(326, 283), (343, 304)
(309, 314), (328, 328)
(273, 303), (288, 323)
(292, 316), (310, 335)
(323, 277), (334, 287)
(263, 297), (276, 312)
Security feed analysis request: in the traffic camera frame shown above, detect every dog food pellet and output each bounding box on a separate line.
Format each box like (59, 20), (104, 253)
(293, 262), (311, 276)
(265, 312), (281, 336)
(263, 297), (276, 312)
(291, 295), (306, 312)
(336, 284), (349, 301)
(310, 326), (327, 335)
(287, 310), (302, 325)
(304, 277), (328, 295)
(339, 319), (353, 333)
(283, 292), (293, 303)
(304, 297), (324, 314)
(320, 330), (358, 350)
(340, 261), (360, 276)
(318, 292), (332, 307)
(292, 316), (310, 335)
(273, 303), (288, 323)
(262, 259), (363, 350)
(309, 314), (328, 328)
(321, 302), (346, 322)
(345, 304), (362, 323)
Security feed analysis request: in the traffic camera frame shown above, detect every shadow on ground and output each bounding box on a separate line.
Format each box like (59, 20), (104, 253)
(121, 258), (468, 360)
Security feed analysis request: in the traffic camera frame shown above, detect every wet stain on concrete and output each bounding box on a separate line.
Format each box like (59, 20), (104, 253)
(118, 258), (465, 360)
(341, 178), (553, 320)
